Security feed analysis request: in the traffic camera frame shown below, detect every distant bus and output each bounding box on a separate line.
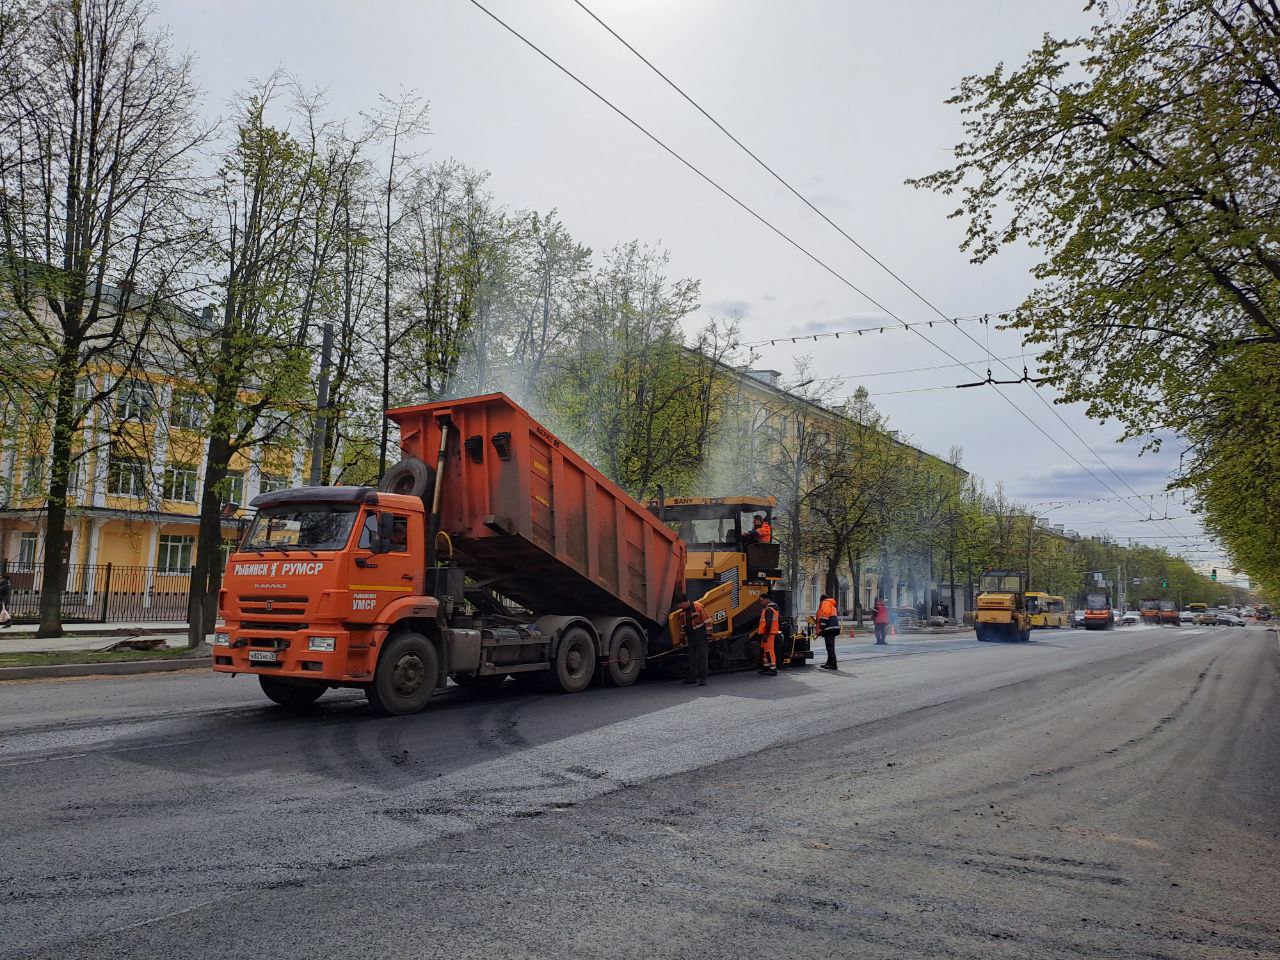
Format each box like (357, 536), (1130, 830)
(1026, 592), (1069, 628)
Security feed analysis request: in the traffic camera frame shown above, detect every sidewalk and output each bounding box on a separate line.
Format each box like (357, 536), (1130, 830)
(0, 622), (189, 655)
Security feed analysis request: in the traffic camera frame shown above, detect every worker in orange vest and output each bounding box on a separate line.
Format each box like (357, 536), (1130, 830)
(677, 593), (709, 686)
(817, 593), (840, 669)
(754, 598), (780, 675)
(743, 514), (772, 545)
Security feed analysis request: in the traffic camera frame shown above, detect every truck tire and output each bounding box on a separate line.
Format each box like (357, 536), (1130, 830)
(367, 631), (439, 716)
(378, 457), (436, 500)
(605, 625), (643, 687)
(553, 627), (596, 693)
(259, 675), (325, 708)
(976, 624), (989, 642)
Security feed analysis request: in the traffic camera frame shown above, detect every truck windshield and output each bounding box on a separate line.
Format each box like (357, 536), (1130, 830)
(1085, 594), (1109, 610)
(980, 574), (1022, 592)
(669, 517), (738, 547)
(242, 504), (359, 552)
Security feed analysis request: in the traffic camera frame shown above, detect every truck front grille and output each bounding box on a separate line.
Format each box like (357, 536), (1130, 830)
(239, 621), (308, 632)
(238, 595), (308, 616)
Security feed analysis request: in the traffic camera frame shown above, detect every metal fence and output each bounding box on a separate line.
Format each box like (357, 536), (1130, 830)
(0, 562), (191, 623)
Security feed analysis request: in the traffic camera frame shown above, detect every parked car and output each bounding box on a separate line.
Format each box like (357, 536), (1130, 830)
(1215, 613), (1246, 627)
(1179, 610), (1195, 623)
(1195, 612), (1217, 625)
(1121, 610), (1141, 625)
(1072, 609), (1086, 628)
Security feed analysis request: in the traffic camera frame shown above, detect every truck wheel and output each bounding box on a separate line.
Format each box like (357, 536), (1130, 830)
(259, 675), (325, 708)
(378, 457), (436, 500)
(367, 631), (439, 716)
(976, 624), (988, 642)
(606, 626), (644, 687)
(553, 627), (596, 693)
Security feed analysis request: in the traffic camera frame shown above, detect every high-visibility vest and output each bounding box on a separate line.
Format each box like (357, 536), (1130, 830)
(758, 521), (772, 543)
(758, 603), (780, 637)
(817, 598), (838, 624)
(683, 600), (706, 631)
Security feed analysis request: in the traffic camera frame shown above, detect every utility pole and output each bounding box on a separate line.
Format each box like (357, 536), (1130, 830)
(1026, 515), (1037, 589)
(309, 322), (333, 486)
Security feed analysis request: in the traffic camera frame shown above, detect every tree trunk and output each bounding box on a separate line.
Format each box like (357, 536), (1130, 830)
(187, 431), (231, 648)
(824, 555), (840, 604)
(948, 550), (957, 621)
(35, 359), (79, 637)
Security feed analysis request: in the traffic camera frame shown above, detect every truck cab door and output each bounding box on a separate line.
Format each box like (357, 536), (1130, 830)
(348, 510), (421, 622)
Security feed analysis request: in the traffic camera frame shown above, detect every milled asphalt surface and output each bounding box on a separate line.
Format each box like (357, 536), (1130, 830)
(1, 624), (1277, 959)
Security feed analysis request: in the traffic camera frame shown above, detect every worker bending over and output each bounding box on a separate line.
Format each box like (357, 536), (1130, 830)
(743, 514), (772, 545)
(755, 597), (780, 676)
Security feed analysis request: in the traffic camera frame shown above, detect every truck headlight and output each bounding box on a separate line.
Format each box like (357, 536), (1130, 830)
(307, 636), (337, 652)
(214, 632), (230, 646)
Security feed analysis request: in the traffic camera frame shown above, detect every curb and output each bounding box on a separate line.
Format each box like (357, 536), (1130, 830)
(0, 624), (186, 640)
(0, 656), (212, 681)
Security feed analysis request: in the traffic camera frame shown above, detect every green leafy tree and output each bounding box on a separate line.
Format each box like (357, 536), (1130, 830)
(910, 0), (1280, 595)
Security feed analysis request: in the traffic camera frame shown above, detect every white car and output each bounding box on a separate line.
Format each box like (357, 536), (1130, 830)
(1121, 610), (1141, 625)
(1179, 610), (1195, 623)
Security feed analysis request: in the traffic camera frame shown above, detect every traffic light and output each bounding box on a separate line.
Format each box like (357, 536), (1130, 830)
(1211, 569), (1217, 581)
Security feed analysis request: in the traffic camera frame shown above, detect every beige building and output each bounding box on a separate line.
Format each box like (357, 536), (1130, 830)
(714, 365), (968, 619)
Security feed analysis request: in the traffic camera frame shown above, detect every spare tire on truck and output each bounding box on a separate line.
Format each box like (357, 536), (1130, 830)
(378, 456), (436, 500)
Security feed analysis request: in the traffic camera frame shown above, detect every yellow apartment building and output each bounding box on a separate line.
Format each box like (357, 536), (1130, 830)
(0, 367), (308, 605)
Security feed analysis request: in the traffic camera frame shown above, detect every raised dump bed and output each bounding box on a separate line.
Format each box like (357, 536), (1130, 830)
(387, 392), (686, 629)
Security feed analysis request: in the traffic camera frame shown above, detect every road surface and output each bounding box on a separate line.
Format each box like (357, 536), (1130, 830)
(1, 624), (1277, 959)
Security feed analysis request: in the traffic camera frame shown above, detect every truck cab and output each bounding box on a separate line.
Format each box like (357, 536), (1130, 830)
(214, 486), (444, 711)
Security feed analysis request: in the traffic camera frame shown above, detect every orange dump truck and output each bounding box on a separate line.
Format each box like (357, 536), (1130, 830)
(214, 393), (689, 714)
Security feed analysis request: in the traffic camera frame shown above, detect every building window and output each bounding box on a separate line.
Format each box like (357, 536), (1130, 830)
(224, 470), (245, 506)
(218, 537), (238, 567)
(259, 472), (290, 494)
(66, 460), (82, 498)
(22, 455), (44, 496)
(162, 463), (199, 502)
(114, 379), (154, 423)
(170, 391), (206, 431)
(17, 532), (38, 569)
(107, 451), (148, 497)
(157, 534), (195, 573)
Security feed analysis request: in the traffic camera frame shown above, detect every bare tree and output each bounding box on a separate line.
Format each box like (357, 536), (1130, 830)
(177, 80), (353, 646)
(0, 0), (205, 636)
(364, 92), (429, 477)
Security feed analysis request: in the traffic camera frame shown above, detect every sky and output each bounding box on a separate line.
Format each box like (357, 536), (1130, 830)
(153, 0), (1232, 576)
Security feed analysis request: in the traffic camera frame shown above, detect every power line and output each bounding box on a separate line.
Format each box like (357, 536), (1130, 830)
(740, 313), (989, 348)
(471, 0), (1178, 539)
(565, 0), (1185, 542)
(864, 384), (957, 397)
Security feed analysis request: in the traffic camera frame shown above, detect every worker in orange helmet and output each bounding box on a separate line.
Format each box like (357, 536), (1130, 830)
(754, 597), (780, 676)
(743, 514), (772, 545)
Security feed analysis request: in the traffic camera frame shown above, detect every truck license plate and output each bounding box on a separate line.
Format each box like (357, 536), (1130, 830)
(248, 650), (278, 663)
